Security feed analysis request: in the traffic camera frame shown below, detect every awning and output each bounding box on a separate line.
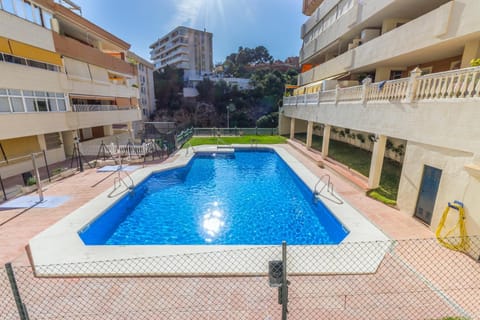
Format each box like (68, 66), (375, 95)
(0, 37), (12, 54)
(9, 40), (62, 66)
(116, 97), (131, 107)
(70, 94), (116, 101)
(303, 72), (351, 88)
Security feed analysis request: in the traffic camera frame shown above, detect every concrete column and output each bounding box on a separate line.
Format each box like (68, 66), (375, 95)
(37, 135), (47, 151)
(368, 134), (387, 189)
(289, 118), (296, 140)
(127, 122), (134, 139)
(322, 125), (331, 159)
(374, 67), (391, 82)
(461, 40), (480, 68)
(278, 113), (291, 136)
(104, 125), (114, 136)
(306, 121), (314, 148)
(61, 130), (75, 157)
(405, 67), (422, 103)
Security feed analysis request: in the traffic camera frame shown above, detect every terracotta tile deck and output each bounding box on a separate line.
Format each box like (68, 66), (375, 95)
(1, 142), (479, 320)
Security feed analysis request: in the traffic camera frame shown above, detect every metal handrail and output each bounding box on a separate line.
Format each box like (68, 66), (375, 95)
(313, 174), (343, 204)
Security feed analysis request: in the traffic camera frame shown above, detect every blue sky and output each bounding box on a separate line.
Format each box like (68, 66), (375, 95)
(76, 0), (305, 64)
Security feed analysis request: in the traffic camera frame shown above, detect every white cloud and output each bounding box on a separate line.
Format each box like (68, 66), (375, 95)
(169, 0), (204, 28)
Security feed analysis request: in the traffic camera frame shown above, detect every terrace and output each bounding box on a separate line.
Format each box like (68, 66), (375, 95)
(1, 140), (479, 318)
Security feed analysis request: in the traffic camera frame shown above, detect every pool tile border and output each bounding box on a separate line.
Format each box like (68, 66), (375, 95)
(28, 145), (389, 276)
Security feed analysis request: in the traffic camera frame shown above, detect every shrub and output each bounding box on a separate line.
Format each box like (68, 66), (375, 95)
(470, 58), (480, 67)
(356, 133), (365, 143)
(26, 177), (36, 186)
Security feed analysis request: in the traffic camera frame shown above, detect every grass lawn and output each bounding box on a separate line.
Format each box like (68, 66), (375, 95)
(185, 135), (287, 147)
(294, 133), (401, 204)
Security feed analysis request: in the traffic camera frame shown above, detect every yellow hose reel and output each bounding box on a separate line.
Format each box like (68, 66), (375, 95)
(435, 200), (468, 252)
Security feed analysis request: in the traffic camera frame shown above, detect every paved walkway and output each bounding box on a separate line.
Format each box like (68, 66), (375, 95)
(0, 142), (431, 265)
(2, 143), (480, 320)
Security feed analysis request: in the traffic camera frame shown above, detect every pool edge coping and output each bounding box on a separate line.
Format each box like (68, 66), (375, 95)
(28, 144), (390, 276)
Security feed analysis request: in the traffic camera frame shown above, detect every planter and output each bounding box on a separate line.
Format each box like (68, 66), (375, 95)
(60, 169), (76, 178)
(21, 185), (37, 194)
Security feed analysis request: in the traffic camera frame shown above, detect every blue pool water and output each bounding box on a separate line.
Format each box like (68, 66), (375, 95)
(79, 149), (349, 245)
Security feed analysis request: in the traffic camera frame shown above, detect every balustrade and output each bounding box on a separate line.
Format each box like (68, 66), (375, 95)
(283, 66), (480, 107)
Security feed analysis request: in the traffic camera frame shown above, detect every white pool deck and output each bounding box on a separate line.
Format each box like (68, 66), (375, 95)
(29, 145), (389, 276)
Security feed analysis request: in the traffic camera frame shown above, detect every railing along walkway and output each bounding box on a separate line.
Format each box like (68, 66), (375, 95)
(283, 66), (480, 106)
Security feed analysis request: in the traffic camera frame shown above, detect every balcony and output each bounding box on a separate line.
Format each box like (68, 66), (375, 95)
(283, 66), (480, 153)
(300, 0), (466, 79)
(71, 104), (137, 112)
(53, 33), (136, 76)
(299, 50), (353, 86)
(0, 108), (141, 140)
(303, 0), (325, 16)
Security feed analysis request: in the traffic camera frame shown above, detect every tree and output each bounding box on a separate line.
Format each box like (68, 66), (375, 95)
(153, 66), (183, 110)
(256, 112), (278, 128)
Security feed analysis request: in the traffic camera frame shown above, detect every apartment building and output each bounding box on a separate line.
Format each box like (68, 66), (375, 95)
(281, 0), (480, 241)
(150, 26), (213, 81)
(0, 0), (141, 179)
(126, 51), (155, 138)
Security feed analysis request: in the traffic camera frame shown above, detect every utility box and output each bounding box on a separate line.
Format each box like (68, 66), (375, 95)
(268, 260), (283, 288)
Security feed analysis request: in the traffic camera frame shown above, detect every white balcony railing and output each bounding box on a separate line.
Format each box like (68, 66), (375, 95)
(416, 67), (480, 100)
(367, 78), (409, 102)
(72, 105), (136, 112)
(338, 85), (362, 101)
(284, 66), (480, 107)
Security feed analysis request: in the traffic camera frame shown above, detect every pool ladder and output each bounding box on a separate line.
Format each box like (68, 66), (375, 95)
(184, 142), (195, 155)
(313, 174), (343, 205)
(109, 160), (135, 197)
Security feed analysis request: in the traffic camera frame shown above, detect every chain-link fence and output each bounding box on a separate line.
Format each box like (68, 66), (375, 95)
(0, 151), (60, 202)
(193, 127), (279, 137)
(2, 237), (480, 319)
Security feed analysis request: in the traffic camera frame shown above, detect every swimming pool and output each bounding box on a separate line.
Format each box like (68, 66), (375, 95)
(29, 145), (389, 275)
(80, 149), (349, 246)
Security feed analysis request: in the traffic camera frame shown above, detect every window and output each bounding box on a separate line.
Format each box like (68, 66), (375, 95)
(0, 88), (66, 113)
(44, 133), (62, 150)
(10, 97), (23, 112)
(421, 67), (433, 75)
(27, 60), (47, 69)
(42, 10), (51, 29)
(2, 0), (15, 14)
(450, 60), (461, 70)
(13, 0), (24, 18)
(57, 99), (66, 111)
(390, 70), (403, 80)
(24, 97), (35, 112)
(1, 0), (52, 29)
(0, 89), (10, 112)
(36, 98), (48, 111)
(32, 4), (41, 24)
(23, 0), (34, 22)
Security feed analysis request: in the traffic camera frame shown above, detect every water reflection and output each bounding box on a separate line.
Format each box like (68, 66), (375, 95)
(201, 202), (225, 242)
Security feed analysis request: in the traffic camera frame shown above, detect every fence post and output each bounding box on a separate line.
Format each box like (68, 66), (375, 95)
(405, 67), (422, 103)
(5, 263), (30, 320)
(281, 241), (288, 320)
(361, 77), (371, 104)
(42, 150), (51, 182)
(31, 154), (43, 202)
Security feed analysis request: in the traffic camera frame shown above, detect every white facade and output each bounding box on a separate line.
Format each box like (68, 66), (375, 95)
(0, 0), (141, 179)
(150, 26), (213, 81)
(282, 0), (480, 249)
(127, 52), (155, 120)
